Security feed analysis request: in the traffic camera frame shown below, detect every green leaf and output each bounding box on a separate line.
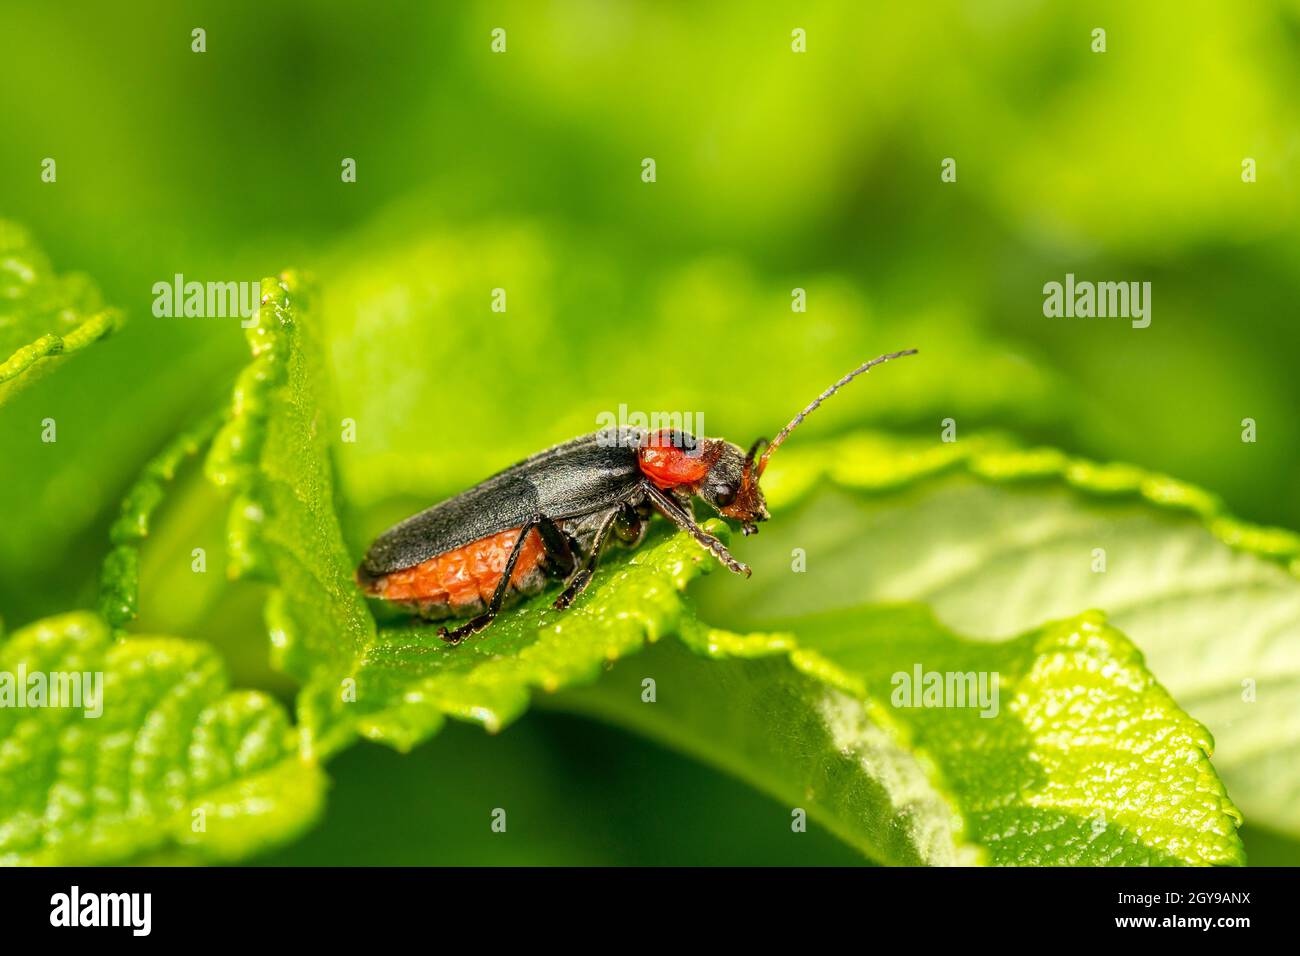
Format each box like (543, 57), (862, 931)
(554, 605), (1244, 866)
(0, 612), (326, 864)
(0, 221), (122, 404)
(695, 432), (1300, 840)
(99, 412), (224, 628)
(205, 273), (377, 758)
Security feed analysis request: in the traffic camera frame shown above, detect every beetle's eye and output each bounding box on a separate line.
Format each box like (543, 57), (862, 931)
(712, 482), (738, 508)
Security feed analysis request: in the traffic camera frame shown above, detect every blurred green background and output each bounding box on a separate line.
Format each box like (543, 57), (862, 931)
(2, 0), (1298, 863)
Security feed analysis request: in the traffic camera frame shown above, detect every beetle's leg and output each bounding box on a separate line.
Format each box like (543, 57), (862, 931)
(535, 514), (578, 579)
(642, 483), (751, 577)
(552, 573), (593, 611)
(553, 506), (621, 611)
(438, 518), (540, 644)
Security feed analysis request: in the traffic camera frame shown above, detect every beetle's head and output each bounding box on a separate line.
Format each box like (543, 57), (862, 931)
(698, 438), (770, 535)
(637, 349), (918, 536)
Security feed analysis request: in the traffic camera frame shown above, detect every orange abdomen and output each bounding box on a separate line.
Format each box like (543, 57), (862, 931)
(362, 526), (546, 616)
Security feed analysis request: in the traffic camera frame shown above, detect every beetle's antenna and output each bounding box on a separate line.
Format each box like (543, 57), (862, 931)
(755, 349), (918, 477)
